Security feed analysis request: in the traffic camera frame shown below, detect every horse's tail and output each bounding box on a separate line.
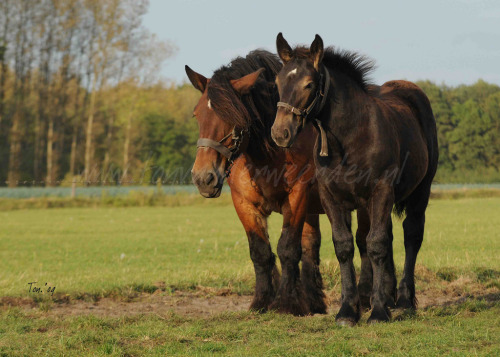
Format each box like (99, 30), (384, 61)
(393, 201), (407, 218)
(389, 81), (439, 218)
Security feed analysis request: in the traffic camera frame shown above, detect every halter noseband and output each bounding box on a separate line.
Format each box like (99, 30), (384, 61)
(197, 127), (247, 177)
(276, 66), (330, 156)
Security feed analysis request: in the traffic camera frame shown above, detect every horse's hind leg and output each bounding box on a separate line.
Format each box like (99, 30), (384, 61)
(385, 218), (397, 308)
(301, 214), (327, 314)
(357, 209), (397, 310)
(356, 208), (372, 310)
(396, 183), (431, 310)
(232, 193), (278, 312)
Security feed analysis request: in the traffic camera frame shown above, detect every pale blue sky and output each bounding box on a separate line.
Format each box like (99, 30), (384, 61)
(143, 0), (500, 86)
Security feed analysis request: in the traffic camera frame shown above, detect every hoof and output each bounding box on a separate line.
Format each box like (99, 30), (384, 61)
(336, 318), (357, 327)
(359, 295), (371, 311)
(249, 293), (275, 313)
(386, 295), (396, 309)
(306, 294), (328, 315)
(335, 303), (360, 325)
(309, 302), (328, 315)
(367, 306), (391, 324)
(269, 292), (310, 316)
(395, 295), (416, 310)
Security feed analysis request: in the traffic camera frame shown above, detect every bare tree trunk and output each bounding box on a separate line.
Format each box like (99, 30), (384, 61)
(102, 114), (114, 183)
(0, 0), (11, 129)
(7, 109), (21, 187)
(45, 118), (54, 185)
(69, 125), (77, 176)
(84, 74), (97, 184)
(122, 112), (133, 183)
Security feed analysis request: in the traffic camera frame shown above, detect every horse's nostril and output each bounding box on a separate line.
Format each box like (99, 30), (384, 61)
(283, 129), (289, 139)
(205, 172), (215, 186)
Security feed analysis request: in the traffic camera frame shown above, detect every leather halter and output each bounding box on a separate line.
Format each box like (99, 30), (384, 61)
(276, 66), (331, 156)
(197, 127), (246, 177)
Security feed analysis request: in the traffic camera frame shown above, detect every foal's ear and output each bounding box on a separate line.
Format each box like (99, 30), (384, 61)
(185, 65), (208, 93)
(310, 34), (324, 71)
(276, 32), (293, 64)
(230, 68), (265, 95)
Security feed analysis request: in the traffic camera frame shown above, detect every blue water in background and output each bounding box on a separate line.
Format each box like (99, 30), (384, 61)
(0, 184), (497, 199)
(0, 185), (229, 198)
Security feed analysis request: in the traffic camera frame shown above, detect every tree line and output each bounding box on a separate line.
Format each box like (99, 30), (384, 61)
(417, 80), (500, 183)
(0, 1), (498, 186)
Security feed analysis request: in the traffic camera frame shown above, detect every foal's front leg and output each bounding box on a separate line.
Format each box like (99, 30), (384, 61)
(324, 204), (360, 326)
(269, 187), (310, 316)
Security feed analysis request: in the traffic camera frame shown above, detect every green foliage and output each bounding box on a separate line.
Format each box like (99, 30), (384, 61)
(416, 80), (500, 182)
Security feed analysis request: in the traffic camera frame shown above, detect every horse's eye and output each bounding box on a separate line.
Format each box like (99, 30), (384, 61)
(304, 82), (313, 90)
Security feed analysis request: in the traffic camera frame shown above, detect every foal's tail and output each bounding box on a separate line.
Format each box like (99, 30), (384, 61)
(393, 82), (439, 218)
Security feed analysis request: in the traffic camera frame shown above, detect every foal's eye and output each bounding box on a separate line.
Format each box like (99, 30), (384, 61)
(304, 82), (313, 90)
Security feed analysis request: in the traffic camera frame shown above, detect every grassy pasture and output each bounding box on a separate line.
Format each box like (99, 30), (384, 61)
(0, 196), (499, 355)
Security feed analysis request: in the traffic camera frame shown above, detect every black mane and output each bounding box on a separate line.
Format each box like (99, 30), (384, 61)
(207, 50), (282, 158)
(293, 46), (376, 92)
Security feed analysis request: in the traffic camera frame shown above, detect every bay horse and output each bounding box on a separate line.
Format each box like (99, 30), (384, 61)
(271, 34), (438, 325)
(185, 50), (327, 315)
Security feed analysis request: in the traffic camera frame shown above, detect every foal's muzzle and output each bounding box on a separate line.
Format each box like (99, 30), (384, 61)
(271, 112), (302, 148)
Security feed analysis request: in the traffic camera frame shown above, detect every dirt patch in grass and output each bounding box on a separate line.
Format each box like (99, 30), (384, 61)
(2, 278), (498, 319)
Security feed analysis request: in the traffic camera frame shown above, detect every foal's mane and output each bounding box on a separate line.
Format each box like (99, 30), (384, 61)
(207, 50), (281, 158)
(293, 46), (376, 93)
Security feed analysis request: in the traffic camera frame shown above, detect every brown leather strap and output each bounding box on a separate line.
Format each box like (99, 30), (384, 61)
(197, 138), (233, 160)
(277, 102), (305, 117)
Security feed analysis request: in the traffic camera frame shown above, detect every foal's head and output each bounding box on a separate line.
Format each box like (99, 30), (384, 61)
(185, 65), (264, 198)
(271, 33), (325, 148)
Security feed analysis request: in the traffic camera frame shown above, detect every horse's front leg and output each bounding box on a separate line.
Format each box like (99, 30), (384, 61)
(232, 191), (279, 312)
(324, 203), (360, 326)
(269, 186), (310, 316)
(301, 214), (327, 314)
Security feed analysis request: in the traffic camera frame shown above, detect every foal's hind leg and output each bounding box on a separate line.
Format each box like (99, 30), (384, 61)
(301, 214), (327, 314)
(357, 209), (397, 310)
(396, 185), (431, 309)
(384, 218), (397, 308)
(232, 192), (278, 312)
(366, 183), (394, 323)
(356, 208), (372, 310)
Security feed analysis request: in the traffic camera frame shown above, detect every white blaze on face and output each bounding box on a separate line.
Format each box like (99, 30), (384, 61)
(207, 99), (212, 109)
(287, 68), (297, 77)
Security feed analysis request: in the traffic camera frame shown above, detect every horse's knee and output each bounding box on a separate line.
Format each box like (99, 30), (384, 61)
(277, 227), (302, 264)
(248, 232), (274, 268)
(333, 234), (354, 263)
(367, 231), (390, 264)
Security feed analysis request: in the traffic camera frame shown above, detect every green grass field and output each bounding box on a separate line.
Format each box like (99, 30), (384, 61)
(0, 196), (499, 355)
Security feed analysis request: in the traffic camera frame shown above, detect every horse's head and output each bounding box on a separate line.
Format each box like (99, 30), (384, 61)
(272, 33), (326, 148)
(185, 65), (264, 198)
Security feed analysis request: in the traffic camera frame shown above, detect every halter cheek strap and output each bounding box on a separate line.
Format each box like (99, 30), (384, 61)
(197, 128), (246, 177)
(277, 66), (330, 157)
(197, 137), (233, 161)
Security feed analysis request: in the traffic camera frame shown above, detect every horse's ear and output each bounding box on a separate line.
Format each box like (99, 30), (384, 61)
(230, 68), (265, 95)
(276, 32), (292, 64)
(185, 65), (208, 93)
(310, 34), (324, 70)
